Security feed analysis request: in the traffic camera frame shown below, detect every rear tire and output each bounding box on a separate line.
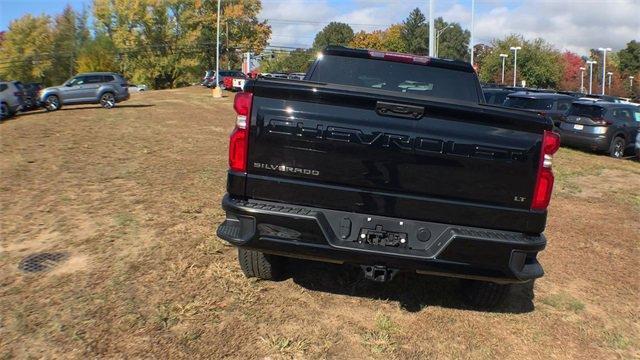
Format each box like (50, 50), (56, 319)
(100, 92), (116, 109)
(0, 102), (8, 120)
(461, 280), (511, 309)
(237, 248), (284, 280)
(608, 136), (625, 159)
(44, 95), (60, 111)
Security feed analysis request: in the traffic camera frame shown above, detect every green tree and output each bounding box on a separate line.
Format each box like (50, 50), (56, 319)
(76, 35), (118, 73)
(93, 0), (270, 88)
(260, 49), (313, 73)
(0, 15), (54, 83)
(313, 22), (354, 50)
(618, 40), (640, 74)
(402, 8), (428, 55)
(434, 17), (469, 61)
(478, 35), (563, 88)
(348, 24), (406, 53)
(382, 24), (407, 52)
(49, 5), (80, 84)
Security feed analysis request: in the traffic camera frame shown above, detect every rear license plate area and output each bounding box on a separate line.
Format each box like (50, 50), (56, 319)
(357, 225), (408, 248)
(573, 124), (584, 130)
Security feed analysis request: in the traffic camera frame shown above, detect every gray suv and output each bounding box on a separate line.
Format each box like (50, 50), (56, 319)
(39, 72), (130, 111)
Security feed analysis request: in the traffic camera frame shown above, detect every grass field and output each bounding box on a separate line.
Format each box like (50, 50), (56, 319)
(1, 86), (639, 359)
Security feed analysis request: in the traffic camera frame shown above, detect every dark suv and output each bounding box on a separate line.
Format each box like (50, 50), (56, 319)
(503, 92), (574, 127)
(557, 102), (639, 158)
(482, 87), (514, 105)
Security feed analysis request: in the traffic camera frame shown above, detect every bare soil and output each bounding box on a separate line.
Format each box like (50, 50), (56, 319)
(1, 86), (639, 359)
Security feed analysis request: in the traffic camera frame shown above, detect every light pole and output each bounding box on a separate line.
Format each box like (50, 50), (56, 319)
(470, 0), (475, 66)
(499, 54), (508, 84)
(428, 0), (435, 57)
(630, 76), (635, 92)
(510, 46), (521, 87)
(598, 47), (611, 95)
(435, 25), (452, 57)
(212, 0), (222, 98)
(579, 67), (585, 93)
(607, 72), (613, 93)
(586, 60), (597, 94)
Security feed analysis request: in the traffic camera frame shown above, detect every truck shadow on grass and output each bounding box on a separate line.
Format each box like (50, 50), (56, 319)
(285, 259), (535, 314)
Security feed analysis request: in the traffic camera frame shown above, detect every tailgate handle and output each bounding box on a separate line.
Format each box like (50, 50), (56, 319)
(375, 101), (424, 119)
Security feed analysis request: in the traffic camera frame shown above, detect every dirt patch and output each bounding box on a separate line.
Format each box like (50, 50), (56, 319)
(1, 86), (638, 359)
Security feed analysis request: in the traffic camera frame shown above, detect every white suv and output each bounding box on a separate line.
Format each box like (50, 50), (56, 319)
(0, 81), (24, 120)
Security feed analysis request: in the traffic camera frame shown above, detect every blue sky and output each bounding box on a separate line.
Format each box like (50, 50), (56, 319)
(2, 0), (639, 55)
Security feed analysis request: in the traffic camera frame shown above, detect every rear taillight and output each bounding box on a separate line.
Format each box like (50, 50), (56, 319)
(229, 92), (252, 172)
(592, 117), (612, 126)
(531, 130), (560, 211)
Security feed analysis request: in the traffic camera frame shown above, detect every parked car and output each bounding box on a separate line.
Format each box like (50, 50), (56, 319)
(222, 73), (248, 92)
(204, 70), (246, 88)
(557, 101), (639, 158)
(39, 72), (130, 111)
(217, 46), (561, 308)
(287, 72), (306, 80)
(503, 92), (574, 128)
(263, 73), (288, 79)
(201, 70), (214, 86)
(21, 82), (43, 110)
(557, 91), (585, 98)
(0, 81), (25, 119)
(128, 84), (148, 93)
(636, 132), (640, 160)
(580, 94), (625, 103)
(482, 88), (514, 105)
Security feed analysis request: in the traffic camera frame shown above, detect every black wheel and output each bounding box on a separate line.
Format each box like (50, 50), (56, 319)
(44, 95), (60, 111)
(608, 136), (625, 159)
(461, 280), (511, 309)
(0, 102), (8, 120)
(100, 92), (116, 109)
(237, 248), (284, 280)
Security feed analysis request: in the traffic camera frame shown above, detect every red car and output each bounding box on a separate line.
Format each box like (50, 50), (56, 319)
(222, 73), (248, 92)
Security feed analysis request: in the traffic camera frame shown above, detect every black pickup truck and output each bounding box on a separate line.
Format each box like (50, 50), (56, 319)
(217, 46), (560, 308)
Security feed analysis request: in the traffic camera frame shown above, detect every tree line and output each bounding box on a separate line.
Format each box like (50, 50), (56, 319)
(262, 8), (640, 98)
(0, 0), (270, 89)
(1, 4), (638, 96)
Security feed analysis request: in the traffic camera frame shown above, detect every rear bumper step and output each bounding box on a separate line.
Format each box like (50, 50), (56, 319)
(217, 195), (546, 283)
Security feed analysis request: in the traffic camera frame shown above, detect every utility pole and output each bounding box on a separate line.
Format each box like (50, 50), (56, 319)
(579, 67), (585, 93)
(499, 53), (508, 84)
(213, 0), (222, 98)
(598, 47), (611, 95)
(607, 72), (613, 93)
(470, 0), (475, 66)
(510, 46), (521, 87)
(586, 60), (597, 95)
(630, 76), (635, 91)
(435, 25), (451, 57)
(428, 0), (435, 57)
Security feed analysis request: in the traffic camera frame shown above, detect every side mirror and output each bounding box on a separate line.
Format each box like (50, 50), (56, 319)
(65, 83), (73, 87)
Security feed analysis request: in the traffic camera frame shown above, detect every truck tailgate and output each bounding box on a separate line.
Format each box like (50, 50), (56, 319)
(240, 80), (551, 233)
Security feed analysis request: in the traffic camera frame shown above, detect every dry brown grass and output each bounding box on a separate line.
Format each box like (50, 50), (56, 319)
(1, 86), (639, 359)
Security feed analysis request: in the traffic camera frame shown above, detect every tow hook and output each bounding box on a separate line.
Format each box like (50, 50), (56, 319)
(361, 265), (399, 282)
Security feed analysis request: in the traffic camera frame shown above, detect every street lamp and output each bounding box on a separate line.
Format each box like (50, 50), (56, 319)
(579, 67), (586, 93)
(607, 72), (613, 93)
(212, 0), (222, 98)
(435, 25), (452, 58)
(510, 46), (521, 87)
(598, 47), (612, 95)
(630, 76), (634, 90)
(499, 54), (508, 84)
(586, 60), (597, 94)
